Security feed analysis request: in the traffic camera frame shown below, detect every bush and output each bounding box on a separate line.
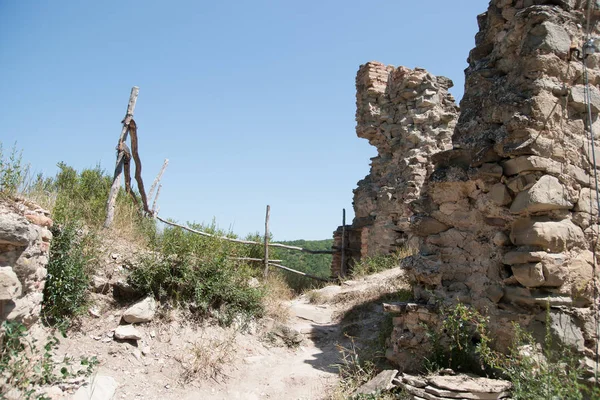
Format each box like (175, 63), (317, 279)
(42, 223), (92, 328)
(0, 142), (28, 195)
(0, 321), (99, 397)
(351, 247), (414, 278)
(128, 224), (265, 325)
(51, 162), (112, 226)
(423, 303), (597, 399)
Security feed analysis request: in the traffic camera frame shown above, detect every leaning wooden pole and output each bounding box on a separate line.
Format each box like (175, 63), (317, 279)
(264, 205), (270, 278)
(148, 159), (169, 206)
(104, 86), (139, 228)
(341, 208), (346, 277)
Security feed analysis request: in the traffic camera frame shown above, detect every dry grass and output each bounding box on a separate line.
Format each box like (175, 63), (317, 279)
(306, 289), (327, 305)
(178, 329), (237, 383)
(262, 272), (294, 323)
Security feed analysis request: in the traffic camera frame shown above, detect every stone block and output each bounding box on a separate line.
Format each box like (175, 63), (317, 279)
(0, 267), (22, 301)
(510, 217), (585, 252)
(524, 22), (571, 58)
(509, 175), (572, 214)
(570, 85), (600, 114)
(512, 263), (545, 287)
(0, 214), (33, 246)
(490, 183), (512, 206)
(574, 188), (598, 216)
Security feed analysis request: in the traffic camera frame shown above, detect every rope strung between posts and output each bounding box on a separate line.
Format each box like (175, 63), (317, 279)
(582, 0), (599, 382)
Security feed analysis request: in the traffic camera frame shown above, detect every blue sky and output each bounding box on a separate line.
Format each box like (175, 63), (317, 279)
(0, 1), (484, 240)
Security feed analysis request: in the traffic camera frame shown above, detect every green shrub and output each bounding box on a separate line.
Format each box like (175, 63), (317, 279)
(0, 321), (99, 397)
(0, 142), (28, 195)
(351, 247), (413, 278)
(424, 302), (493, 374)
(423, 303), (596, 399)
(129, 224), (265, 325)
(42, 223), (92, 328)
(52, 162), (112, 226)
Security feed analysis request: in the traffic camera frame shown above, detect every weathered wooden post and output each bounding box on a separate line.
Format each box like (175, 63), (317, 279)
(104, 87), (139, 228)
(148, 158), (169, 214)
(264, 205), (270, 278)
(341, 208), (346, 277)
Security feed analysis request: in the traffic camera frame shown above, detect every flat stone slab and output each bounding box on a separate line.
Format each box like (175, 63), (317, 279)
(72, 375), (118, 400)
(289, 303), (332, 324)
(355, 369), (398, 395)
(114, 325), (142, 340)
(427, 375), (511, 394)
(425, 385), (509, 399)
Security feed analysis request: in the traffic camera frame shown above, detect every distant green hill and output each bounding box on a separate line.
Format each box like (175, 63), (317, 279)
(274, 239), (333, 292)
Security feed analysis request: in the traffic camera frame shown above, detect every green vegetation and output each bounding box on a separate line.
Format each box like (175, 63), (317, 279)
(0, 142), (27, 196)
(42, 223), (93, 330)
(128, 223), (266, 326)
(0, 321), (98, 398)
(423, 303), (597, 400)
(275, 239), (332, 292)
(351, 248), (413, 278)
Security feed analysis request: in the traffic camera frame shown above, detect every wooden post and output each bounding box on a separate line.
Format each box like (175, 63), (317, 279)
(264, 205), (270, 278)
(341, 208), (346, 277)
(151, 184), (162, 215)
(104, 86), (139, 228)
(148, 159), (169, 206)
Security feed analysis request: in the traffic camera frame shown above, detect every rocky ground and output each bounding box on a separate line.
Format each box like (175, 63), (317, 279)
(33, 267), (410, 400)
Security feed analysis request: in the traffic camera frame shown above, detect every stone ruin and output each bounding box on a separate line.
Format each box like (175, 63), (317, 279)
(331, 62), (460, 276)
(0, 198), (52, 326)
(334, 0), (600, 378)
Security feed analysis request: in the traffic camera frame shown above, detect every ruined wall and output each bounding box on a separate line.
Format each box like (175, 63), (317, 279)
(387, 0), (600, 377)
(0, 198), (52, 326)
(331, 62), (460, 276)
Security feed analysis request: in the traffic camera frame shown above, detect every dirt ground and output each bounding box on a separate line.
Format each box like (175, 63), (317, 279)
(39, 267), (408, 400)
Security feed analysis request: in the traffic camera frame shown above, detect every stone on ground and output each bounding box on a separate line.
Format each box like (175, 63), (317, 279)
(72, 375), (118, 400)
(355, 369), (398, 395)
(114, 325), (142, 340)
(123, 296), (157, 323)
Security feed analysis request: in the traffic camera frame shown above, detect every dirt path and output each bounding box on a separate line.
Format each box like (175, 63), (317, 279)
(47, 268), (408, 400)
(51, 294), (341, 399)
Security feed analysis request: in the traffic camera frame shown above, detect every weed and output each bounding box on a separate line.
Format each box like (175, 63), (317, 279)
(263, 272), (293, 322)
(486, 322), (590, 399)
(306, 289), (326, 305)
(179, 330), (236, 383)
(0, 142), (28, 196)
(332, 337), (377, 398)
(0, 322), (98, 397)
(422, 303), (596, 399)
(351, 247), (414, 278)
(423, 302), (492, 374)
(128, 224), (266, 325)
(42, 223), (93, 329)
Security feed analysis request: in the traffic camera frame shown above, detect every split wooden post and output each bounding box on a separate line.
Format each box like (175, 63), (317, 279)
(148, 159), (169, 207)
(104, 86), (139, 228)
(264, 205), (270, 278)
(341, 208), (346, 277)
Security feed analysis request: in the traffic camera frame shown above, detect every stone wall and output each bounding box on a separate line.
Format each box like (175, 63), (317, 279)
(387, 0), (600, 377)
(331, 62), (460, 276)
(337, 0), (600, 378)
(0, 198), (52, 326)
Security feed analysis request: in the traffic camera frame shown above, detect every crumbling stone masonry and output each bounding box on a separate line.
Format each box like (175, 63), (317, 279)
(338, 0), (600, 379)
(0, 198), (52, 326)
(331, 62), (460, 276)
